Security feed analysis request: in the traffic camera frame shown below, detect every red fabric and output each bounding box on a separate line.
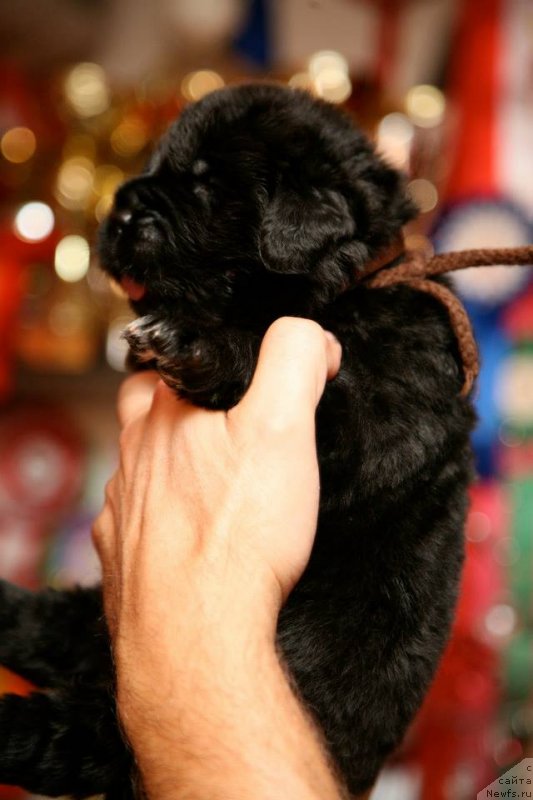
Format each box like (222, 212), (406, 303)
(405, 482), (506, 799)
(0, 225), (57, 400)
(0, 255), (25, 400)
(444, 0), (503, 200)
(376, 0), (402, 90)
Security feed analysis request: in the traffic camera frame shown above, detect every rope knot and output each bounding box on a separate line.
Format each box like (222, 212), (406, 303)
(357, 239), (533, 398)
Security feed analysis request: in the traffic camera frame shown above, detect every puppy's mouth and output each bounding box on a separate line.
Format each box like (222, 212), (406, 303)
(119, 276), (147, 301)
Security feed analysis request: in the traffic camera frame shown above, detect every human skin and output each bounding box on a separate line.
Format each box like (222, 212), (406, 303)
(92, 316), (367, 800)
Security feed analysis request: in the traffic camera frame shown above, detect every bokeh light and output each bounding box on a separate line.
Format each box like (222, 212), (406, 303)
(106, 316), (134, 371)
(484, 603), (517, 639)
(308, 50), (351, 104)
(376, 113), (414, 169)
(64, 62), (111, 118)
(308, 50), (349, 79)
(405, 84), (445, 128)
(1, 127), (36, 163)
(54, 235), (91, 282)
(110, 117), (149, 158)
(55, 156), (95, 210)
(181, 70), (225, 102)
(407, 178), (439, 214)
(14, 202), (54, 242)
(314, 70), (351, 103)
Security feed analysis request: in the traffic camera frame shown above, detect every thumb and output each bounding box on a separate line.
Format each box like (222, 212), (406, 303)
(235, 317), (342, 430)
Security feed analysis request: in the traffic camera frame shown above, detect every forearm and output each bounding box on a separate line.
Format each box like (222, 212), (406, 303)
(120, 633), (348, 800)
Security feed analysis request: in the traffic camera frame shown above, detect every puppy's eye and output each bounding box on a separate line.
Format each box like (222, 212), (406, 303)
(192, 159), (209, 177)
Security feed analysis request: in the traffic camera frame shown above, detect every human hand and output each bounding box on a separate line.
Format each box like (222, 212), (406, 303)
(92, 317), (343, 799)
(93, 316), (341, 644)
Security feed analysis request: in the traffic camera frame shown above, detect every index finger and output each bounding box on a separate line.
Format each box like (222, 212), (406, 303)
(235, 317), (341, 430)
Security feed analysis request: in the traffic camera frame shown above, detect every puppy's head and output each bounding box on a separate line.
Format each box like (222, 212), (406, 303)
(98, 84), (416, 326)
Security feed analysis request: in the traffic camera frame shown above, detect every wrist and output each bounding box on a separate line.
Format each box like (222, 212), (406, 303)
(115, 614), (276, 740)
(119, 636), (345, 800)
(121, 635), (276, 795)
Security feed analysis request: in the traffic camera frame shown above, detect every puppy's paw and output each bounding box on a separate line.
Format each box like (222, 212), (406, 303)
(124, 318), (256, 410)
(124, 314), (182, 379)
(124, 315), (166, 363)
(124, 317), (211, 398)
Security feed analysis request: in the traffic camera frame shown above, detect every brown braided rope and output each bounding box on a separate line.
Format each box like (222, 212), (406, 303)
(359, 244), (533, 397)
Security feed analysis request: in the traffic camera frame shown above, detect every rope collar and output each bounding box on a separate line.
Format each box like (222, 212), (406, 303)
(355, 237), (533, 397)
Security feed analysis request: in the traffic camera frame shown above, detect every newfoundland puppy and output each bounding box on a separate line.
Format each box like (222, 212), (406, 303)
(0, 84), (476, 799)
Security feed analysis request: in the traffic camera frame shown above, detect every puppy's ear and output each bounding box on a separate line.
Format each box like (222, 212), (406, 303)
(260, 185), (354, 274)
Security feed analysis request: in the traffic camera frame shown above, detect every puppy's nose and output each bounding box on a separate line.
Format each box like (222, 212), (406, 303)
(110, 177), (153, 228)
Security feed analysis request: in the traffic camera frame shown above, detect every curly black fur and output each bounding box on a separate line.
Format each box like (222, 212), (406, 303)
(0, 84), (476, 798)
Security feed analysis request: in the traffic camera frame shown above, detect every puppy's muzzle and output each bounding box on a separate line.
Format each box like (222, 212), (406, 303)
(109, 176), (166, 230)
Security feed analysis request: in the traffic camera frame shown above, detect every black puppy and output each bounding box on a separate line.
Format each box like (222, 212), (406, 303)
(0, 84), (476, 799)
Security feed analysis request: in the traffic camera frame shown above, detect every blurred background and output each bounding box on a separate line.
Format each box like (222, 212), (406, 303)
(1, 0), (533, 798)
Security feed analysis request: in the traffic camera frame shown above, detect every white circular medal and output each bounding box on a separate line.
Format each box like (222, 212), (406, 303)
(434, 200), (532, 306)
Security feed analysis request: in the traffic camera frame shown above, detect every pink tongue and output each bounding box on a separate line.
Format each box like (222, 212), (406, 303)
(120, 277), (146, 301)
